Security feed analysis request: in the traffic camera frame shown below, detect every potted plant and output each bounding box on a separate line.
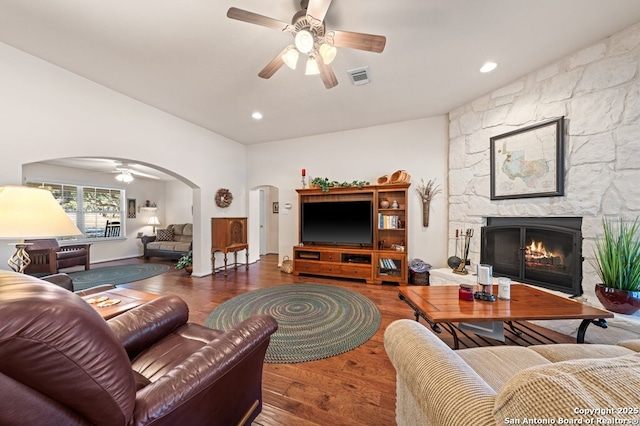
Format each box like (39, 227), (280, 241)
(175, 251), (193, 275)
(591, 217), (640, 314)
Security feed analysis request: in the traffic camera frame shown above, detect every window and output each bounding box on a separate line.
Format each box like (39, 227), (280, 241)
(26, 181), (124, 240)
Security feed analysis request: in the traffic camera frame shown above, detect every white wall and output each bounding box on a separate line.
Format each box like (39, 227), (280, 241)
(247, 116), (450, 269)
(165, 180), (193, 224)
(0, 42), (246, 276)
(448, 22), (640, 313)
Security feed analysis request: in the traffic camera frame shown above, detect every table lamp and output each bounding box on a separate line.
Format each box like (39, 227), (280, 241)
(0, 186), (82, 273)
(147, 216), (160, 234)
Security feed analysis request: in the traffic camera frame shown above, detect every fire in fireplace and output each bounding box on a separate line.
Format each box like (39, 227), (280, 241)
(525, 240), (563, 268)
(481, 217), (582, 296)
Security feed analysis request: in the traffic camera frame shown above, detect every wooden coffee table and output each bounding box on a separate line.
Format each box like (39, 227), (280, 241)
(399, 284), (613, 349)
(82, 287), (160, 320)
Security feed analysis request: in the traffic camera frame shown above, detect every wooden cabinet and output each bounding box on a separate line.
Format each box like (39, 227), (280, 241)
(375, 251), (407, 283)
(211, 217), (248, 275)
(293, 246), (374, 283)
(294, 183), (409, 284)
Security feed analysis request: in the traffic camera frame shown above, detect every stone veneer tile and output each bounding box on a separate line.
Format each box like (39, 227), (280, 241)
(447, 22), (640, 310)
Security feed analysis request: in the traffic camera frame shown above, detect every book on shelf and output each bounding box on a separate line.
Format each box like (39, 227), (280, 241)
(380, 258), (398, 270)
(378, 214), (400, 229)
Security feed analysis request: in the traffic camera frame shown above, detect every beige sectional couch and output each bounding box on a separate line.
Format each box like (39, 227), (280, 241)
(141, 223), (192, 260)
(384, 319), (640, 426)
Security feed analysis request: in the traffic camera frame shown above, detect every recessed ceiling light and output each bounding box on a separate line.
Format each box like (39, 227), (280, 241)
(480, 62), (497, 73)
(252, 112), (263, 120)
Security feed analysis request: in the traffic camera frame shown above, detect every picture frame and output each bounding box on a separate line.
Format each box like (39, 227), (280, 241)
(127, 198), (137, 218)
(490, 117), (565, 200)
(272, 202), (279, 214)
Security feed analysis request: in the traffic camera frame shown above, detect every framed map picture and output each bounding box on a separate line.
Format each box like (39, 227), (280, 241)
(490, 117), (565, 200)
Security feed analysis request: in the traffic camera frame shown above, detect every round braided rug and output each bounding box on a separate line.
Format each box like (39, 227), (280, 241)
(205, 284), (381, 363)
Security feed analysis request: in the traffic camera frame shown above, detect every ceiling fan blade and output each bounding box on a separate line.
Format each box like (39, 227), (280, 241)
(258, 46), (292, 79)
(316, 56), (338, 89)
(329, 30), (386, 53)
(306, 0), (332, 23)
(227, 7), (294, 32)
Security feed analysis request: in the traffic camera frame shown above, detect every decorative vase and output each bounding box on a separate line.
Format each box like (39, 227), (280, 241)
(422, 200), (430, 227)
(185, 265), (193, 276)
(595, 284), (640, 315)
(379, 198), (390, 209)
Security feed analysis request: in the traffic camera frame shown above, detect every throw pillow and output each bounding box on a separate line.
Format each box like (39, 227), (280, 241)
(156, 228), (174, 242)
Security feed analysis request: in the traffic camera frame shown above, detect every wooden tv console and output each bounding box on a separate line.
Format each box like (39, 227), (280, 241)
(293, 183), (409, 285)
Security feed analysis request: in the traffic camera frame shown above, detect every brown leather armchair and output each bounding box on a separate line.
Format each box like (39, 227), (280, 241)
(24, 238), (91, 275)
(0, 271), (278, 426)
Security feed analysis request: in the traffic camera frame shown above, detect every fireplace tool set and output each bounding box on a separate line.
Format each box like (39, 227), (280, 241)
(451, 228), (473, 275)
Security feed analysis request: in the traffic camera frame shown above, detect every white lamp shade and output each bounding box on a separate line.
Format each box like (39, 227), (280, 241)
(305, 57), (320, 75)
(294, 30), (314, 54)
(282, 48), (299, 70)
(147, 216), (161, 226)
(319, 43), (337, 64)
(0, 186), (82, 239)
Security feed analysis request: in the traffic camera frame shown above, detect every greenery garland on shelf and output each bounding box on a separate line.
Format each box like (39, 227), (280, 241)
(310, 177), (370, 193)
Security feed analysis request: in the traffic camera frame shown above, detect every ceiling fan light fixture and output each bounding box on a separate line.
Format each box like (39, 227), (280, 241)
(294, 30), (314, 53)
(115, 170), (134, 183)
(319, 43), (337, 64)
(305, 57), (320, 75)
(282, 48), (299, 70)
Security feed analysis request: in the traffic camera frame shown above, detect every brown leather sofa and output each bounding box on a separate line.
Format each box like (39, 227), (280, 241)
(24, 238), (91, 275)
(0, 271), (278, 426)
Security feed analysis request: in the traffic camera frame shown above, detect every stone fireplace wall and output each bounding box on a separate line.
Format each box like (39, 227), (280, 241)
(448, 22), (640, 311)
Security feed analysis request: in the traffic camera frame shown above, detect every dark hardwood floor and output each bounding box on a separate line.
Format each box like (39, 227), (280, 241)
(100, 254), (412, 426)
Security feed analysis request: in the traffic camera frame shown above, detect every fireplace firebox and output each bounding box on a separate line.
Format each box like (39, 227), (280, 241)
(481, 217), (582, 296)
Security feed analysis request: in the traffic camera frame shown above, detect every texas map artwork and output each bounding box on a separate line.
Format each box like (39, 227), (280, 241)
(495, 124), (557, 195)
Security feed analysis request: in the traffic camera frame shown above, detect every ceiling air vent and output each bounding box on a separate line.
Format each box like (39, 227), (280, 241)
(347, 66), (370, 85)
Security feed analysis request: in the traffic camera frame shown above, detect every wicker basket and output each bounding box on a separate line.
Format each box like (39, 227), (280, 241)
(390, 169), (411, 184)
(377, 175), (390, 185)
(409, 270), (429, 285)
(281, 256), (294, 274)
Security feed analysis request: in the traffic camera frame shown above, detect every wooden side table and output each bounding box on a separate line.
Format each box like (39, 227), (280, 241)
(212, 243), (249, 276)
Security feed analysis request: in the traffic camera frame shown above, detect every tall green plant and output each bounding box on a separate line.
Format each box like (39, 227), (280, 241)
(591, 218), (640, 291)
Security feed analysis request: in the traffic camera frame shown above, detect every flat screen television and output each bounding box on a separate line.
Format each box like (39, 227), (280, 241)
(301, 200), (373, 246)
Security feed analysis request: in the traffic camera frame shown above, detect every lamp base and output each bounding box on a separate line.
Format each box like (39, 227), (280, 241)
(8, 243), (31, 273)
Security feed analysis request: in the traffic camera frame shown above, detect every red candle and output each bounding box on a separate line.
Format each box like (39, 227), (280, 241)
(302, 168), (306, 177)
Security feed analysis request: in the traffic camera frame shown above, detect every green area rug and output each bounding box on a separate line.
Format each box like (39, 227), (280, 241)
(67, 264), (170, 291)
(205, 284), (381, 363)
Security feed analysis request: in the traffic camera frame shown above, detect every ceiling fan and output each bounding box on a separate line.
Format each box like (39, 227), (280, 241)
(112, 163), (159, 182)
(227, 0), (386, 89)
